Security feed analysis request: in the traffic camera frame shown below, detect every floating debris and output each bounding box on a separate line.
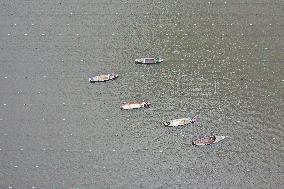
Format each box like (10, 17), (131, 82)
(89, 73), (118, 82)
(192, 135), (226, 146)
(120, 101), (151, 110)
(135, 58), (163, 64)
(164, 116), (198, 127)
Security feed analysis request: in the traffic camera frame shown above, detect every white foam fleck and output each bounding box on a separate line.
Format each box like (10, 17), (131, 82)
(184, 34), (188, 36)
(159, 150), (163, 153)
(8, 33), (11, 36)
(35, 165), (39, 168)
(41, 33), (45, 36)
(24, 33), (28, 36)
(3, 104), (7, 106)
(0, 148), (2, 151)
(249, 24), (253, 26)
(32, 23), (34, 26)
(116, 12), (118, 15)
(62, 118), (66, 121)
(105, 119), (108, 121)
(0, 118), (3, 121)
(14, 165), (18, 168)
(43, 75), (47, 78)
(181, 58), (184, 60)
(14, 23), (17, 26)
(70, 133), (73, 136)
(9, 187), (12, 189)
(80, 59), (84, 62)
(113, 149), (116, 151)
(4, 76), (7, 78)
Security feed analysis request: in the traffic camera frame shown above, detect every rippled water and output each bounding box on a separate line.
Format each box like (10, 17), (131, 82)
(0, 0), (283, 188)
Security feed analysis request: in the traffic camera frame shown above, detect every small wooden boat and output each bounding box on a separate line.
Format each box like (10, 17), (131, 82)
(89, 73), (118, 82)
(120, 101), (151, 110)
(164, 116), (197, 127)
(192, 135), (226, 146)
(135, 58), (163, 64)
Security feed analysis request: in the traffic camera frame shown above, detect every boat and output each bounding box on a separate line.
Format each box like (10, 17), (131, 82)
(192, 135), (226, 146)
(89, 73), (118, 82)
(135, 58), (163, 64)
(120, 101), (151, 110)
(164, 116), (198, 127)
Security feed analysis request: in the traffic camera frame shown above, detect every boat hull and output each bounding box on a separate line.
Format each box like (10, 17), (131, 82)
(135, 58), (163, 64)
(120, 102), (150, 110)
(89, 74), (118, 82)
(192, 136), (226, 146)
(164, 116), (197, 127)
